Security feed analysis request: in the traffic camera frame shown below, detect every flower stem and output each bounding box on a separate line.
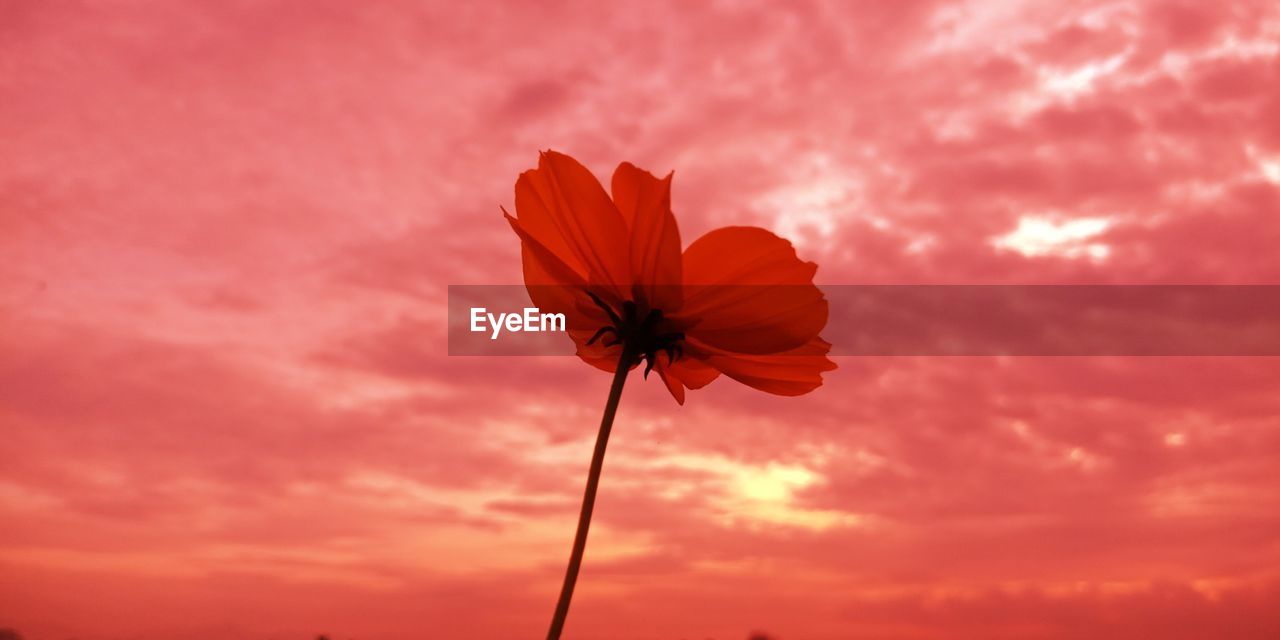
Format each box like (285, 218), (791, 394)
(545, 349), (634, 640)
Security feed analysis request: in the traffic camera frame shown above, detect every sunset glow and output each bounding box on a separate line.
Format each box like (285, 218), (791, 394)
(3, 1), (1280, 638)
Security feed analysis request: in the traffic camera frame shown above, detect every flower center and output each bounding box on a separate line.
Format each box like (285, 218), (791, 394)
(584, 292), (685, 378)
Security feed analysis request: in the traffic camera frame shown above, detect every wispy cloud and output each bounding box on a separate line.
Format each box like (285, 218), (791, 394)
(2, 1), (1279, 638)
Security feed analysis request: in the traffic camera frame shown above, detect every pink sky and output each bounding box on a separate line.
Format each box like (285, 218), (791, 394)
(3, 1), (1280, 638)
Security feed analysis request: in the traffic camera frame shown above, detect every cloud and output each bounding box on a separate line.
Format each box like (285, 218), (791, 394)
(2, 0), (1279, 638)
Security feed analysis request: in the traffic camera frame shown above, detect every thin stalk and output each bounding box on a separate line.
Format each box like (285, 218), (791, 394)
(545, 349), (634, 640)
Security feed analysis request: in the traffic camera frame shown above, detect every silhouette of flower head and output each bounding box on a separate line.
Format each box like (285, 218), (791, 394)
(505, 150), (835, 403)
(503, 151), (837, 640)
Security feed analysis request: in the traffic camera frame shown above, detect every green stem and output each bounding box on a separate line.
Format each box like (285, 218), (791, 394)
(545, 349), (634, 640)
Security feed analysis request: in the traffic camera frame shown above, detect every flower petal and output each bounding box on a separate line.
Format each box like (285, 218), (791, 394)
(513, 151), (632, 297)
(611, 162), (682, 311)
(570, 328), (627, 372)
(678, 226), (828, 354)
(654, 354), (721, 405)
(697, 336), (837, 396)
(505, 211), (609, 334)
(655, 362), (686, 404)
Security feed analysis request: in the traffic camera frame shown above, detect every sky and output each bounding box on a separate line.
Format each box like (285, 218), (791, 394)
(2, 1), (1279, 638)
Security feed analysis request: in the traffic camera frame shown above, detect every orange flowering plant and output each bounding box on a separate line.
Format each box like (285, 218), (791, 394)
(504, 151), (835, 639)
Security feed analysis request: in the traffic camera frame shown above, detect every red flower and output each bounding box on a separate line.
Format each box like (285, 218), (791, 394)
(505, 151), (838, 639)
(504, 151), (835, 403)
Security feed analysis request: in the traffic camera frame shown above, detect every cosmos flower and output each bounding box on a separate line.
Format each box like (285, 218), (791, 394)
(504, 150), (835, 404)
(503, 151), (835, 640)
